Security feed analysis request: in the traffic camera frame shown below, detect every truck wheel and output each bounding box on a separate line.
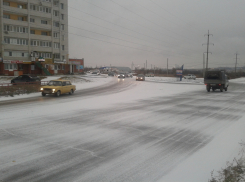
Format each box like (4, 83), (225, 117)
(220, 86), (223, 92)
(224, 87), (227, 91)
(206, 86), (210, 92)
(212, 88), (215, 92)
(56, 91), (61, 97)
(42, 92), (46, 96)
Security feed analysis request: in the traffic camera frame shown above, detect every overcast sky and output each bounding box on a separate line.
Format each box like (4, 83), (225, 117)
(68, 0), (245, 69)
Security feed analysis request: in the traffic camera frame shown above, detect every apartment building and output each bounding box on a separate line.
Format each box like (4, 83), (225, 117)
(0, 0), (69, 76)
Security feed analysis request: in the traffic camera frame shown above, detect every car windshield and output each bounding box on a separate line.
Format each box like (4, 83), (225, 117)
(138, 75), (144, 77)
(48, 81), (62, 86)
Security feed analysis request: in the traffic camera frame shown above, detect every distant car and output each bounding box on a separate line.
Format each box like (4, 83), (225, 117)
(40, 80), (76, 97)
(136, 74), (145, 81)
(92, 71), (100, 75)
(126, 73), (133, 78)
(118, 74), (125, 78)
(108, 72), (116, 76)
(183, 74), (196, 80)
(11, 75), (40, 84)
(145, 73), (154, 77)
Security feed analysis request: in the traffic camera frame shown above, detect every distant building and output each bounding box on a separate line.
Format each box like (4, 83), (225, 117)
(0, 0), (69, 76)
(112, 66), (132, 73)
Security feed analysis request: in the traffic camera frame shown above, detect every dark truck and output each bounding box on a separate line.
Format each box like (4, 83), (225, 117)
(204, 70), (229, 92)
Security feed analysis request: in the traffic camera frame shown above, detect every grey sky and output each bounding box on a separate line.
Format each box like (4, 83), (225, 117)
(68, 0), (245, 69)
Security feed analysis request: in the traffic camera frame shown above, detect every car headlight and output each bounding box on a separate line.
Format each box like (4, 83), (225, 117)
(40, 88), (43, 91)
(52, 89), (55, 92)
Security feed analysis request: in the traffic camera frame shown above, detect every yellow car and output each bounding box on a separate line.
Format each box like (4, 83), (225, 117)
(40, 80), (76, 97)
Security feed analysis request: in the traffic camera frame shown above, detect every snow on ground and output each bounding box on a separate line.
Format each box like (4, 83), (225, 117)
(1, 75), (245, 181)
(0, 74), (114, 101)
(146, 76), (204, 84)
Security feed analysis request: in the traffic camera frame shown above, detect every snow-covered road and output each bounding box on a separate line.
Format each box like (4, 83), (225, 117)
(1, 76), (245, 182)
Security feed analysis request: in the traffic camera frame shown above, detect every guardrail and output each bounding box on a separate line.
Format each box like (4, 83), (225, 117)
(0, 81), (49, 97)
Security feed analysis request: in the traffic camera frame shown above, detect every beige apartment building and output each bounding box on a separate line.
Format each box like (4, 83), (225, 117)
(0, 0), (69, 76)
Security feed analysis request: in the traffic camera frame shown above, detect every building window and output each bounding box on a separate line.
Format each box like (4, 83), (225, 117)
(62, 45), (65, 50)
(4, 37), (28, 45)
(53, 10), (59, 17)
(41, 41), (51, 47)
(54, 1), (59, 6)
(61, 14), (64, 20)
(4, 25), (14, 32)
(54, 43), (60, 49)
(53, 22), (59, 27)
(3, 14), (10, 19)
(3, 2), (10, 6)
(62, 35), (65, 41)
(18, 17), (24, 21)
(62, 65), (65, 70)
(30, 18), (35, 22)
(4, 64), (17, 70)
(60, 3), (64, 9)
(31, 40), (39, 46)
(30, 30), (35, 34)
(41, 31), (48, 36)
(54, 54), (60, 59)
(16, 27), (28, 33)
(41, 20), (48, 24)
(18, 4), (23, 9)
(61, 24), (64, 30)
(53, 32), (59, 38)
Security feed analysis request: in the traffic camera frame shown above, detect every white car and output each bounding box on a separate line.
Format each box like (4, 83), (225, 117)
(183, 74), (196, 80)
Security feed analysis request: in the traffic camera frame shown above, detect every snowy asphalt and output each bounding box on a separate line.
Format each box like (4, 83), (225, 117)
(0, 78), (245, 182)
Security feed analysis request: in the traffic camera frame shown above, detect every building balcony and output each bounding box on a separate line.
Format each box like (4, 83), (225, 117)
(30, 10), (52, 19)
(30, 22), (52, 31)
(3, 44), (29, 51)
(3, 6), (28, 15)
(10, 0), (28, 3)
(30, 0), (52, 7)
(3, 56), (30, 62)
(3, 18), (28, 27)
(3, 32), (29, 39)
(31, 46), (52, 53)
(30, 34), (52, 41)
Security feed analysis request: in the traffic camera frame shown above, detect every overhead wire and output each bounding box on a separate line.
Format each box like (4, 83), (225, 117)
(109, 0), (198, 43)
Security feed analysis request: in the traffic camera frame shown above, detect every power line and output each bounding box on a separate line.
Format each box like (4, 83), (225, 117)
(148, 0), (203, 33)
(131, 0), (199, 41)
(77, 0), (193, 44)
(69, 25), (171, 52)
(109, 0), (197, 43)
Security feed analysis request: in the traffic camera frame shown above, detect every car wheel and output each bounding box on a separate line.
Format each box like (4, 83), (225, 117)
(69, 89), (74, 95)
(42, 92), (46, 96)
(224, 87), (227, 91)
(56, 90), (61, 97)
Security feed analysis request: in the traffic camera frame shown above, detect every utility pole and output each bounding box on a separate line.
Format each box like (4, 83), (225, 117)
(234, 53), (239, 73)
(203, 53), (205, 77)
(203, 30), (214, 70)
(167, 58), (168, 77)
